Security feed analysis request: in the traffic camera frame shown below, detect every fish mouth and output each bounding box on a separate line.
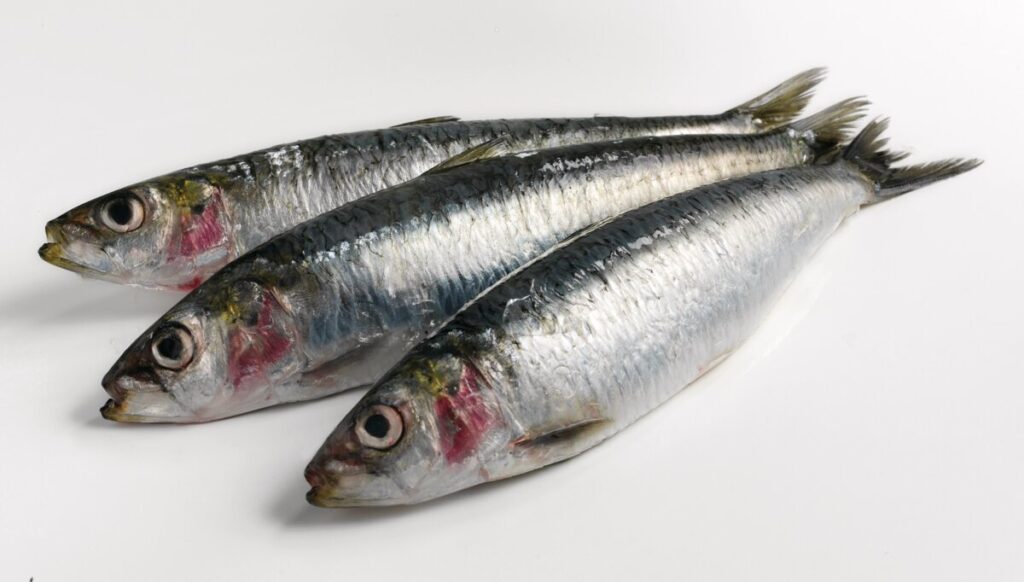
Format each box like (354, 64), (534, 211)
(305, 486), (391, 508)
(305, 486), (340, 507)
(44, 219), (70, 245)
(100, 369), (191, 423)
(304, 463), (408, 507)
(99, 396), (157, 423)
(39, 222), (72, 267)
(39, 221), (113, 277)
(100, 395), (193, 424)
(305, 484), (424, 508)
(100, 396), (154, 423)
(37, 241), (105, 276)
(100, 398), (140, 423)
(38, 241), (65, 266)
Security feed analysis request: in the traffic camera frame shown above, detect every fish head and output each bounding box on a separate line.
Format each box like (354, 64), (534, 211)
(40, 172), (238, 290)
(305, 349), (509, 506)
(101, 278), (306, 422)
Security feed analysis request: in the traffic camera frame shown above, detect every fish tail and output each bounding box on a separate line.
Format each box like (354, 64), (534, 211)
(789, 96), (870, 158)
(729, 67), (827, 130)
(841, 118), (982, 204)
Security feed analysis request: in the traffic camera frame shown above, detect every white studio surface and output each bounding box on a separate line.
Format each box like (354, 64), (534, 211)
(2, 1), (1022, 580)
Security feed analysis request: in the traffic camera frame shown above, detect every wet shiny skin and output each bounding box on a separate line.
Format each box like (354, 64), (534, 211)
(103, 126), (833, 423)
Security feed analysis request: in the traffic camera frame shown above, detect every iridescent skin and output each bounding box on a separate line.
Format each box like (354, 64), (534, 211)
(102, 100), (864, 423)
(305, 153), (977, 507)
(39, 69), (825, 290)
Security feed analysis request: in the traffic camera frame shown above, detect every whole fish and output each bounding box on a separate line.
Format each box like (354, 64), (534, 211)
(39, 69), (825, 290)
(100, 99), (866, 423)
(303, 120), (979, 507)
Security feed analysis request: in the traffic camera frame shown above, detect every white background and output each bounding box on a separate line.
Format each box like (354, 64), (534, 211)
(2, 1), (1022, 580)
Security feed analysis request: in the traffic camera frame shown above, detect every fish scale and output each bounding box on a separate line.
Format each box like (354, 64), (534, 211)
(41, 69), (827, 290)
(303, 128), (979, 505)
(263, 132), (810, 369)
(467, 167), (863, 444)
(102, 99), (866, 422)
(209, 116), (767, 251)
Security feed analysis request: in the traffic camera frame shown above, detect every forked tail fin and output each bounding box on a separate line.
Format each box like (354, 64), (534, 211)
(729, 67), (827, 130)
(789, 96), (870, 158)
(841, 118), (982, 203)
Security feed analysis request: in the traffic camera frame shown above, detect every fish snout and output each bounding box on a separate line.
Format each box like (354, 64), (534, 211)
(101, 358), (162, 403)
(44, 219), (68, 245)
(304, 469), (405, 508)
(303, 452), (356, 505)
(304, 462), (327, 489)
(99, 370), (188, 424)
(39, 215), (114, 276)
(102, 373), (128, 402)
(303, 445), (363, 487)
(303, 449), (402, 507)
(45, 212), (100, 245)
(38, 220), (72, 265)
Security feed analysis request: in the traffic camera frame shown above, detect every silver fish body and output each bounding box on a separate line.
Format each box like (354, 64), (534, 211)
(40, 69), (825, 290)
(304, 122), (979, 506)
(101, 100), (865, 423)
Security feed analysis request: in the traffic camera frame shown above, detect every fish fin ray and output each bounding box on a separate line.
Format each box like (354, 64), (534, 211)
(840, 118), (982, 202)
(729, 67), (827, 129)
(424, 137), (508, 175)
(298, 334), (406, 391)
(391, 116), (461, 127)
(789, 96), (870, 159)
(876, 158), (982, 199)
(512, 415), (611, 450)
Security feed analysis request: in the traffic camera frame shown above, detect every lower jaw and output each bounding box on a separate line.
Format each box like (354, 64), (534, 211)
(100, 399), (153, 423)
(305, 487), (335, 507)
(305, 487), (383, 508)
(39, 244), (117, 280)
(305, 485), (422, 508)
(99, 399), (189, 424)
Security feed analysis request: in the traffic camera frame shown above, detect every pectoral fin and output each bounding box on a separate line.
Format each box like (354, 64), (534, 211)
(512, 414), (611, 451)
(424, 137), (508, 175)
(298, 333), (409, 394)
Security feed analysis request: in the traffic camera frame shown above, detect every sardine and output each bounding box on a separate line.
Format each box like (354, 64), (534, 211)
(304, 120), (979, 506)
(100, 99), (866, 422)
(39, 69), (825, 290)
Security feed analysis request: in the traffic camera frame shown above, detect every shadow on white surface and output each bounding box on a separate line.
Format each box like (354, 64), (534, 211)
(254, 250), (836, 528)
(0, 276), (180, 329)
(73, 398), (115, 429)
(266, 452), (575, 528)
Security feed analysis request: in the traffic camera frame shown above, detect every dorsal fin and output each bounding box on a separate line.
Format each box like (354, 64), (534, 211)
(424, 137), (508, 175)
(391, 116), (460, 128)
(730, 67), (826, 129)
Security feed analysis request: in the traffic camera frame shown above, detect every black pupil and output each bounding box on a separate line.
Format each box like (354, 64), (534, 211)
(107, 198), (134, 225)
(156, 334), (183, 361)
(364, 413), (391, 439)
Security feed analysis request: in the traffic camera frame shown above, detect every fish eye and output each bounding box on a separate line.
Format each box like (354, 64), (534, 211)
(100, 194), (145, 233)
(150, 325), (195, 370)
(356, 404), (403, 449)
